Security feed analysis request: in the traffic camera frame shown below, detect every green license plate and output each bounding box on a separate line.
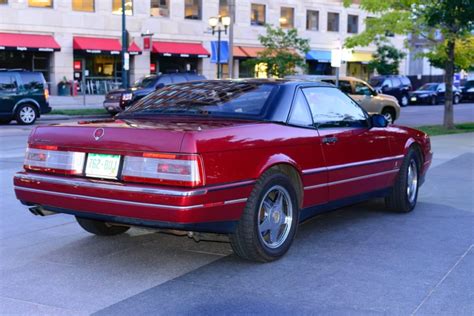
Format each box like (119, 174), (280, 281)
(85, 153), (121, 179)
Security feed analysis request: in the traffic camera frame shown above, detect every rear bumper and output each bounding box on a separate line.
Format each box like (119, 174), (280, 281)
(14, 172), (254, 233)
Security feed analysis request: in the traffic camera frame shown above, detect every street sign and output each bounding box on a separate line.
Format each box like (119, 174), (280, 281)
(124, 52), (130, 71)
(331, 49), (341, 68)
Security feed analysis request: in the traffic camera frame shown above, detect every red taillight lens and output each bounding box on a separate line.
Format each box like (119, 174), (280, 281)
(121, 153), (204, 187)
(24, 145), (85, 175)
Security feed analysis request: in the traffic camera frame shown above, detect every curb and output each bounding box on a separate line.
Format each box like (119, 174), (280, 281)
(40, 114), (110, 121)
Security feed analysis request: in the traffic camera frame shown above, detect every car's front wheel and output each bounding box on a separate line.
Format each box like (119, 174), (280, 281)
(230, 169), (299, 262)
(76, 217), (130, 236)
(16, 104), (38, 125)
(385, 148), (421, 213)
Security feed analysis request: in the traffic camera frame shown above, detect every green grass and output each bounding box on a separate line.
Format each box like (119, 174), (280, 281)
(417, 122), (474, 136)
(48, 108), (109, 116)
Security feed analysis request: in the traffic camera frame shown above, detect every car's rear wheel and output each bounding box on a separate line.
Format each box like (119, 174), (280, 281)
(76, 217), (130, 236)
(230, 169), (299, 262)
(381, 108), (396, 124)
(16, 104), (38, 125)
(385, 148), (420, 213)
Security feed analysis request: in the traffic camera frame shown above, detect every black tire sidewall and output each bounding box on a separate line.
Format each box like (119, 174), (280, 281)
(401, 151), (420, 211)
(252, 173), (299, 259)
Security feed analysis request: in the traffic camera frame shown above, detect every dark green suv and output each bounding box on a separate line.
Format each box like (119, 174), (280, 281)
(0, 70), (51, 125)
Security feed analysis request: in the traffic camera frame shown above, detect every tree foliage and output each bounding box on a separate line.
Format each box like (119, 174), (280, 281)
(343, 0), (474, 129)
(246, 25), (310, 78)
(424, 37), (474, 72)
(369, 41), (406, 75)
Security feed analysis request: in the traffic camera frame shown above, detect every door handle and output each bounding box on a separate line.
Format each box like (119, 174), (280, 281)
(322, 136), (338, 144)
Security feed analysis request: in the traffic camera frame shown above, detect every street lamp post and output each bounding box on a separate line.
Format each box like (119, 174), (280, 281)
(121, 0), (129, 89)
(208, 16), (231, 79)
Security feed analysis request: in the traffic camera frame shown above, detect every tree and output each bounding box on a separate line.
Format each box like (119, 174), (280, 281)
(424, 37), (474, 72)
(245, 25), (310, 78)
(369, 41), (406, 75)
(343, 0), (474, 129)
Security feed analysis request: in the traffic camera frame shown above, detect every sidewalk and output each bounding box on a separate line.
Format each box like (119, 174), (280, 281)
(49, 95), (105, 110)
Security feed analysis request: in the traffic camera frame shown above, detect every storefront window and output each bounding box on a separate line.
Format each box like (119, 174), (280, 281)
(348, 14), (359, 34)
(251, 4), (265, 26)
(327, 12), (340, 32)
(306, 10), (319, 31)
(112, 0), (132, 16)
(29, 0), (53, 7)
(72, 0), (94, 12)
(219, 0), (228, 17)
(280, 7), (294, 29)
(185, 0), (201, 20)
(151, 0), (169, 17)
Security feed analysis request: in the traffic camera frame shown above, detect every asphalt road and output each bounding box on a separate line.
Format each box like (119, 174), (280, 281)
(0, 112), (473, 314)
(396, 102), (474, 126)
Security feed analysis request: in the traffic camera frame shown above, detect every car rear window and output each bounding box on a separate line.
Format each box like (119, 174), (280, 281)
(121, 81), (278, 119)
(0, 73), (17, 92)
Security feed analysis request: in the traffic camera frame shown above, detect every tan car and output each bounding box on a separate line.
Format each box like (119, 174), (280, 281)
(288, 75), (401, 124)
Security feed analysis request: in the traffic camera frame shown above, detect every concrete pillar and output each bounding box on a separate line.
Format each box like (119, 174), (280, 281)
(50, 32), (74, 95)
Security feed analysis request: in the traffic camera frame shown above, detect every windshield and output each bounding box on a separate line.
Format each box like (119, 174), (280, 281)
(417, 83), (438, 91)
(369, 78), (384, 87)
(133, 75), (157, 89)
(120, 81), (278, 118)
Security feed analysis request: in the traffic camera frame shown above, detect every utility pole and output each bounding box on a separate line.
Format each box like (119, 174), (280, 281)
(228, 0), (235, 78)
(121, 0), (129, 89)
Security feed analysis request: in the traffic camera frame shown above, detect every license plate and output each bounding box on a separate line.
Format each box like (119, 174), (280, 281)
(85, 153), (121, 179)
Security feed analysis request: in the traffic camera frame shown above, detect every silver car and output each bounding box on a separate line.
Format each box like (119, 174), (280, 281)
(287, 75), (401, 124)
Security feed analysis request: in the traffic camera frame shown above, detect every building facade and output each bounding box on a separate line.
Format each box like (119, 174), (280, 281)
(0, 0), (408, 95)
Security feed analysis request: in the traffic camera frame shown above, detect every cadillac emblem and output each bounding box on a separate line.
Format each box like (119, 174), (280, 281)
(93, 128), (105, 141)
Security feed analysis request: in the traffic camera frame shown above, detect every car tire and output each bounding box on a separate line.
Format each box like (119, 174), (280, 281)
(76, 216), (130, 236)
(454, 95), (460, 104)
(381, 108), (396, 124)
(400, 94), (409, 107)
(16, 104), (38, 125)
(229, 169), (300, 262)
(385, 148), (421, 213)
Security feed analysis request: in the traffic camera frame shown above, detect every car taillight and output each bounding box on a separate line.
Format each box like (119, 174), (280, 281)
(121, 153), (204, 187)
(44, 88), (49, 101)
(24, 145), (85, 175)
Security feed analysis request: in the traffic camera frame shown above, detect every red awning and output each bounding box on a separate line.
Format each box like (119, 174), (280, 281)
(73, 36), (142, 55)
(152, 41), (209, 57)
(0, 32), (60, 52)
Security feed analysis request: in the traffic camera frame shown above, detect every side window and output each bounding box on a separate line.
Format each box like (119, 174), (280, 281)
(0, 74), (17, 93)
(383, 79), (392, 88)
(353, 81), (373, 96)
(20, 73), (45, 93)
(392, 77), (401, 88)
(400, 76), (411, 86)
(339, 81), (352, 94)
(288, 91), (313, 127)
(302, 87), (368, 128)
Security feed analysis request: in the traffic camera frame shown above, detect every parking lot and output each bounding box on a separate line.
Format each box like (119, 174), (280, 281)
(0, 104), (473, 315)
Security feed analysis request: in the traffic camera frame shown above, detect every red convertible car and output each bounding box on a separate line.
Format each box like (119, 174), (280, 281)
(14, 80), (432, 262)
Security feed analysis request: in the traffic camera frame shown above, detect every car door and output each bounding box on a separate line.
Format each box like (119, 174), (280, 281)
(0, 72), (19, 115)
(301, 86), (394, 201)
(350, 80), (379, 114)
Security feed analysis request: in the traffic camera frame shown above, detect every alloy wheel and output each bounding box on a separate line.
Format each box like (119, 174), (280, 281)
(19, 106), (36, 124)
(257, 185), (293, 249)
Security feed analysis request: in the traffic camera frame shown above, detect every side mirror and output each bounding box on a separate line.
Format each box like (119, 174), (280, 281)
(155, 83), (165, 90)
(370, 114), (389, 128)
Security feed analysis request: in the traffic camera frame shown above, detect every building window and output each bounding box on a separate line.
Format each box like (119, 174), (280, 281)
(219, 0), (228, 17)
(348, 14), (358, 33)
(327, 12), (339, 32)
(280, 7), (294, 29)
(185, 0), (202, 20)
(29, 0), (53, 7)
(306, 10), (319, 31)
(151, 0), (169, 17)
(72, 0), (94, 12)
(112, 0), (132, 16)
(251, 4), (265, 26)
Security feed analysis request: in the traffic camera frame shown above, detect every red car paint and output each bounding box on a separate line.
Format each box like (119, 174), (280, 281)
(13, 116), (432, 232)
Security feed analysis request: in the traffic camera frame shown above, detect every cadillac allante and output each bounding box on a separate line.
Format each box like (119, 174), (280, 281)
(14, 80), (432, 262)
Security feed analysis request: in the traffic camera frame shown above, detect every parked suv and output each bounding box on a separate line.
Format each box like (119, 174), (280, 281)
(369, 75), (412, 107)
(287, 75), (400, 123)
(460, 79), (474, 102)
(0, 70), (51, 125)
(103, 72), (206, 114)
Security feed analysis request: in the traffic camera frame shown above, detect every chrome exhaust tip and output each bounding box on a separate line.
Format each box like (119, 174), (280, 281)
(28, 206), (56, 216)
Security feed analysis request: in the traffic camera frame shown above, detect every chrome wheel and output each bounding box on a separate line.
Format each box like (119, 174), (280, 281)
(407, 159), (418, 204)
(258, 185), (293, 249)
(19, 105), (36, 124)
(383, 111), (394, 124)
